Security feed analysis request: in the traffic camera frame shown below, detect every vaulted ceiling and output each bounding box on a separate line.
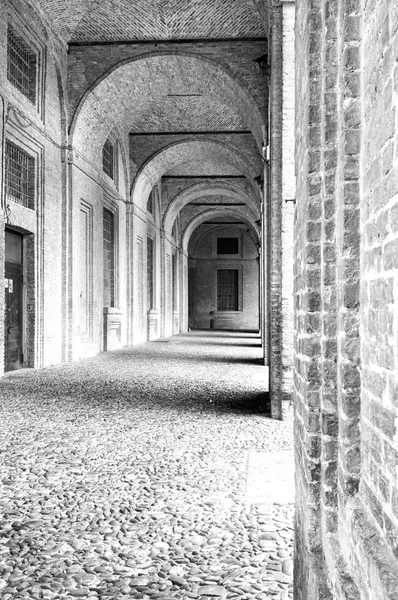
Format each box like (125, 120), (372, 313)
(33, 0), (267, 43)
(129, 97), (247, 134)
(32, 0), (267, 241)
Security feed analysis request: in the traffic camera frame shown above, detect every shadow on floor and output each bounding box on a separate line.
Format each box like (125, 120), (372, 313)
(152, 339), (262, 348)
(1, 331), (270, 417)
(135, 350), (265, 365)
(0, 372), (271, 417)
(215, 392), (271, 415)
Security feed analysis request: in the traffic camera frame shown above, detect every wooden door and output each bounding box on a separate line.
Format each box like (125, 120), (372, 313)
(5, 231), (23, 371)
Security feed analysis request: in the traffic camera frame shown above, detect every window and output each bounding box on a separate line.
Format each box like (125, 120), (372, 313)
(147, 189), (155, 215)
(172, 253), (177, 311)
(217, 237), (239, 255)
(7, 25), (37, 104)
(80, 201), (93, 338)
(147, 237), (155, 309)
(103, 208), (115, 307)
(102, 139), (115, 180)
(217, 269), (239, 311)
(5, 141), (35, 209)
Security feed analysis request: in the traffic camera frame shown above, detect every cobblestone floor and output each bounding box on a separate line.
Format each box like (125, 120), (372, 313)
(0, 331), (294, 600)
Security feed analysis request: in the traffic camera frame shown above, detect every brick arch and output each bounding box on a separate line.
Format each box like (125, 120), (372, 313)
(70, 53), (265, 157)
(131, 140), (260, 211)
(181, 208), (260, 254)
(163, 182), (260, 235)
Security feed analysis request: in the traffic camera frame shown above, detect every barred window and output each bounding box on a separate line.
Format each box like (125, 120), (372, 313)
(147, 237), (155, 309)
(102, 139), (114, 180)
(7, 25), (37, 104)
(103, 208), (115, 307)
(217, 269), (239, 311)
(5, 141), (35, 209)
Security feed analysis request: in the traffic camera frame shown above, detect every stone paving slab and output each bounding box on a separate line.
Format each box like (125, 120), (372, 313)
(0, 331), (294, 600)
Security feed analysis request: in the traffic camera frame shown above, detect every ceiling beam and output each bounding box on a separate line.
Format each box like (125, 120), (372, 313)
(68, 37), (268, 48)
(130, 131), (252, 136)
(163, 175), (247, 179)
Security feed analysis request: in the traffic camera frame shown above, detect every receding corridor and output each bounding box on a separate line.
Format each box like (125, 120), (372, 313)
(0, 332), (293, 600)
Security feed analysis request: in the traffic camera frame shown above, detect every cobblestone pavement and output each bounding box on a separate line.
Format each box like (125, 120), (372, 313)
(0, 331), (294, 600)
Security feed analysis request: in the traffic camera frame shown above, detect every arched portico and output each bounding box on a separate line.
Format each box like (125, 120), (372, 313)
(163, 182), (260, 236)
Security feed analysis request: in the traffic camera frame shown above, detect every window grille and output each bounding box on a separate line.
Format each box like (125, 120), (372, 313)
(217, 269), (239, 311)
(147, 237), (154, 309)
(102, 139), (114, 180)
(7, 25), (37, 103)
(5, 141), (35, 209)
(103, 208), (115, 307)
(217, 237), (239, 255)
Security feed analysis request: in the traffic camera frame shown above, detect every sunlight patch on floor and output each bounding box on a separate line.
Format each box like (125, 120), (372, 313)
(245, 450), (295, 506)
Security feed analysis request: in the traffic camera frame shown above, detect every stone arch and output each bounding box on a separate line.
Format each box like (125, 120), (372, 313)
(181, 208), (260, 254)
(132, 140), (261, 212)
(69, 53), (265, 158)
(163, 181), (260, 235)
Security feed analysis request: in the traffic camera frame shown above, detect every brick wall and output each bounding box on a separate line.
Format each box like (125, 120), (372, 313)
(294, 0), (398, 597)
(0, 0), (68, 373)
(359, 0), (398, 591)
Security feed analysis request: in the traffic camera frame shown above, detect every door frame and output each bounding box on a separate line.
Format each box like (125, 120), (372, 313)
(4, 230), (25, 371)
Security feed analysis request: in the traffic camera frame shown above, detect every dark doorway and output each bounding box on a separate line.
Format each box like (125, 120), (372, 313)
(5, 230), (24, 371)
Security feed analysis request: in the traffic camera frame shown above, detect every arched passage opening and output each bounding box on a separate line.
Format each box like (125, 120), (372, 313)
(65, 48), (266, 351)
(131, 139), (261, 212)
(129, 138), (263, 342)
(69, 53), (266, 156)
(182, 209), (260, 333)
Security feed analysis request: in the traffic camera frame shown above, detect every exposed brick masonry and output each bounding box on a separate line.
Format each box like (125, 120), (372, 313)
(130, 133), (261, 190)
(67, 41), (268, 130)
(294, 0), (398, 598)
(34, 0), (266, 43)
